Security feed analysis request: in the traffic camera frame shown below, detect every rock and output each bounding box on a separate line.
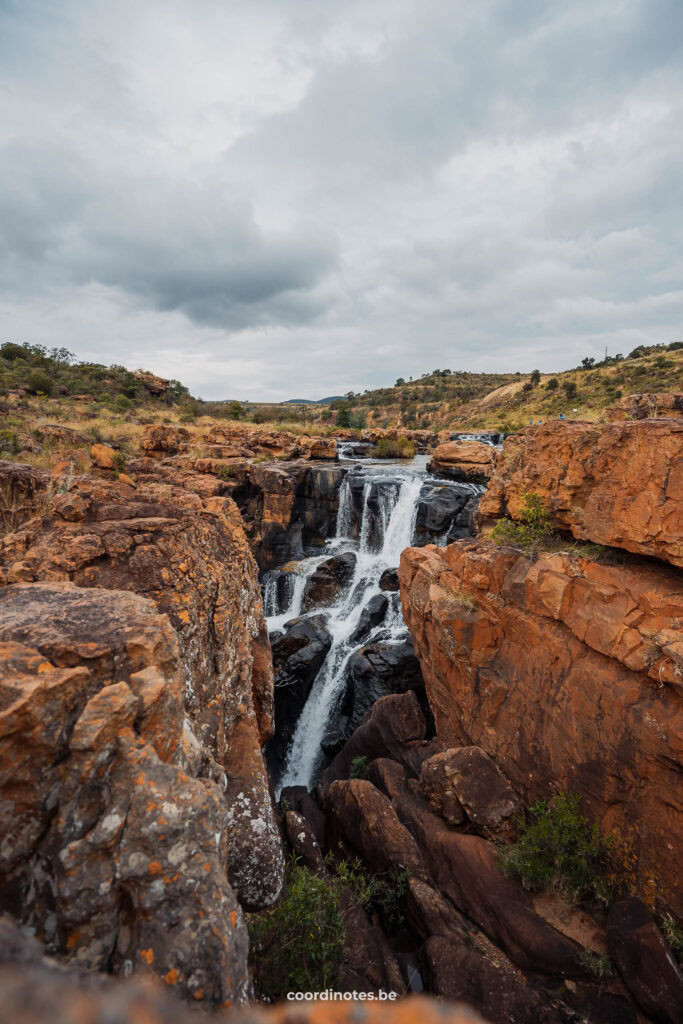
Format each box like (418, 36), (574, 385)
(607, 899), (683, 1024)
(394, 794), (586, 978)
(424, 936), (567, 1024)
(339, 640), (427, 740)
(348, 594), (389, 645)
(366, 758), (413, 802)
(428, 442), (497, 483)
(278, 787), (327, 849)
(338, 898), (407, 997)
(405, 877), (470, 941)
(303, 552), (356, 610)
(606, 391), (683, 421)
(283, 810), (324, 872)
(35, 424), (89, 447)
(414, 482), (481, 546)
(379, 568), (400, 591)
(0, 583), (250, 1005)
(322, 691), (437, 785)
(133, 370), (170, 396)
(89, 443), (118, 469)
(0, 462), (48, 535)
(419, 747), (520, 838)
(323, 780), (428, 879)
(266, 615), (332, 775)
(399, 540), (683, 914)
(479, 419), (683, 567)
(139, 425), (190, 457)
(0, 475), (284, 910)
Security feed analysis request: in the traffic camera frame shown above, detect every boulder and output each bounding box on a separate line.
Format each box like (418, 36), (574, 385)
(428, 442), (497, 483)
(479, 419), (682, 567)
(348, 593), (389, 645)
(607, 899), (683, 1024)
(133, 370), (170, 396)
(414, 482), (481, 546)
(379, 567), (400, 591)
(303, 552), (356, 610)
(323, 780), (428, 879)
(283, 810), (324, 873)
(139, 425), (190, 457)
(279, 786), (327, 849)
(0, 475), (284, 910)
(399, 540), (683, 914)
(419, 747), (520, 838)
(339, 639), (427, 739)
(0, 583), (250, 1005)
(89, 443), (118, 469)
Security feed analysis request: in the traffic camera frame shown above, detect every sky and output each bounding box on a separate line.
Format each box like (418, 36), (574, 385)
(1, 0), (681, 401)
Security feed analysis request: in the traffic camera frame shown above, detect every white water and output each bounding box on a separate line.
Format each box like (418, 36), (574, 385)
(277, 471), (424, 790)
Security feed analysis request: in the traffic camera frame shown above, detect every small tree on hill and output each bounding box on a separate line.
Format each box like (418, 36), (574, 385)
(530, 369), (541, 386)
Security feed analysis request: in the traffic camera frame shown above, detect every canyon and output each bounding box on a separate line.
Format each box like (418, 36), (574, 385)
(0, 404), (681, 1024)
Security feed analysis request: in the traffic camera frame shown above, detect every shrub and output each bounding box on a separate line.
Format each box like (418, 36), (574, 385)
(248, 858), (345, 1001)
(547, 378), (559, 390)
(374, 437), (416, 459)
(498, 793), (614, 906)
(562, 381), (578, 399)
(26, 369), (54, 396)
(490, 492), (553, 551)
(660, 912), (683, 965)
(530, 369), (541, 385)
(350, 755), (369, 779)
(577, 949), (614, 980)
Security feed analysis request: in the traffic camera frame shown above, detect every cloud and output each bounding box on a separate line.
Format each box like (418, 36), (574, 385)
(0, 0), (681, 399)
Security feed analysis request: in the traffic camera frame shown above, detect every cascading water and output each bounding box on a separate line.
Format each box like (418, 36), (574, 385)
(263, 455), (484, 793)
(277, 470), (424, 790)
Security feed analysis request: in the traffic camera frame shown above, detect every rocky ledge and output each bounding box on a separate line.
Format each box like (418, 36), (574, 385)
(427, 441), (498, 484)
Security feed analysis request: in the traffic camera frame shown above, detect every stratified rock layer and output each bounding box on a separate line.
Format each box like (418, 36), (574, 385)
(0, 475), (284, 909)
(428, 442), (497, 483)
(479, 419), (682, 567)
(399, 541), (683, 915)
(0, 584), (250, 1005)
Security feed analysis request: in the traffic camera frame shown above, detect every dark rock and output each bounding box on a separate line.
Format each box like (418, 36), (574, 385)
(322, 692), (439, 785)
(419, 747), (520, 838)
(607, 898), (683, 1024)
(405, 877), (470, 941)
(278, 787), (327, 850)
(366, 758), (413, 801)
(321, 721), (349, 760)
(413, 481), (481, 546)
(323, 780), (428, 879)
(283, 811), (324, 873)
(348, 594), (388, 645)
(303, 552), (356, 610)
(379, 568), (400, 591)
(266, 615), (331, 774)
(338, 898), (407, 996)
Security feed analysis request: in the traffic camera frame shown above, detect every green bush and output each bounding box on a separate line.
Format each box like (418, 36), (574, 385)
(498, 793), (614, 906)
(374, 437), (416, 459)
(248, 858), (345, 1001)
(547, 377), (559, 390)
(490, 492), (553, 551)
(349, 755), (369, 779)
(27, 369), (54, 396)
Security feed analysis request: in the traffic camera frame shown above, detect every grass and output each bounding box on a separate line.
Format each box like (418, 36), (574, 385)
(490, 492), (554, 551)
(577, 949), (614, 981)
(498, 793), (615, 908)
(660, 912), (683, 965)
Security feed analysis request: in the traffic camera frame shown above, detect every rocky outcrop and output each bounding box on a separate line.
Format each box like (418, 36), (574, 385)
(414, 481), (482, 546)
(419, 747), (520, 839)
(479, 419), (683, 567)
(204, 425), (338, 461)
(0, 474), (284, 910)
(0, 461), (47, 534)
(606, 392), (683, 421)
(134, 369), (170, 396)
(0, 583), (250, 1004)
(303, 552), (356, 610)
(399, 540), (683, 914)
(140, 425), (190, 458)
(428, 442), (497, 483)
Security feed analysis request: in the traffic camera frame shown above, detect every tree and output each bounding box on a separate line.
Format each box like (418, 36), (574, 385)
(562, 381), (577, 399)
(227, 400), (243, 419)
(530, 369), (541, 386)
(27, 369), (53, 395)
(395, 377), (405, 386)
(336, 405), (351, 428)
(581, 357), (595, 370)
(547, 378), (559, 390)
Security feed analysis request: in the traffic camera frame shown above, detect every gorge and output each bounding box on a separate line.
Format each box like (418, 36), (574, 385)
(0, 405), (681, 1024)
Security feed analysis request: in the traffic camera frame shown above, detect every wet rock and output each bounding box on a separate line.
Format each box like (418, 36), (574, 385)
(267, 615), (332, 774)
(419, 747), (520, 838)
(348, 594), (389, 645)
(379, 568), (400, 591)
(340, 639), (428, 740)
(607, 898), (683, 1024)
(303, 552), (356, 610)
(414, 482), (481, 545)
(0, 583), (250, 1005)
(320, 721), (349, 760)
(323, 780), (428, 879)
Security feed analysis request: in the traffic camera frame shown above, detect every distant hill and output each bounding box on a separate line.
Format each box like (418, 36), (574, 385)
(282, 396), (342, 405)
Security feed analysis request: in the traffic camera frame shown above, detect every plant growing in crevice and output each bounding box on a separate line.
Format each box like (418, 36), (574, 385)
(490, 492), (554, 552)
(577, 949), (614, 981)
(349, 755), (369, 779)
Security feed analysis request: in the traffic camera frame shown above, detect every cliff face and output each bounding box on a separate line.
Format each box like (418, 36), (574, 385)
(400, 413), (683, 916)
(479, 419), (682, 567)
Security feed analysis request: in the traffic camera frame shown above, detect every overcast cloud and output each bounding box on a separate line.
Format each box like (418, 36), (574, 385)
(1, 0), (681, 399)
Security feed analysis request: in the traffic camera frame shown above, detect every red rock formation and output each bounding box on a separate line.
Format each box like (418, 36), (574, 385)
(0, 584), (250, 1005)
(0, 475), (284, 909)
(204, 425), (338, 461)
(479, 419), (682, 567)
(133, 369), (170, 396)
(606, 392), (683, 421)
(399, 541), (683, 915)
(428, 441), (497, 482)
(140, 424), (190, 458)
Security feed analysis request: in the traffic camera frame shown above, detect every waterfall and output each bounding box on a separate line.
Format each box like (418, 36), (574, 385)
(265, 555), (329, 634)
(279, 471), (423, 791)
